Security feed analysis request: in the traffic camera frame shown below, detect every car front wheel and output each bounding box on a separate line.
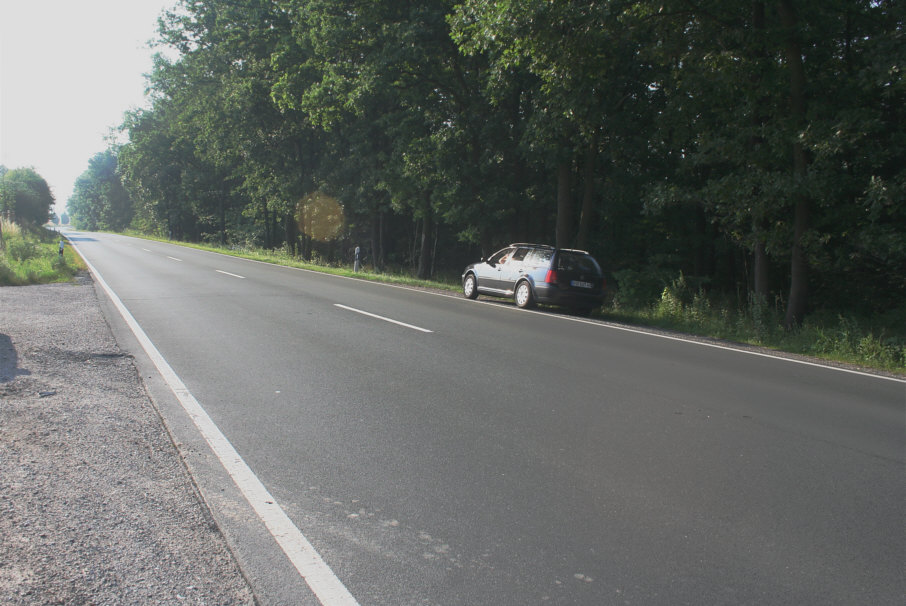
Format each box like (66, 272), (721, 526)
(463, 273), (479, 299)
(515, 281), (535, 308)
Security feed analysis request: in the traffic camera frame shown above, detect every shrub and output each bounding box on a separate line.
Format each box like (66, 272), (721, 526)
(7, 238), (37, 261)
(611, 267), (673, 309)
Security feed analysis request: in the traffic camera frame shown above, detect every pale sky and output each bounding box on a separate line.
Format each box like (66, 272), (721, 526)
(0, 0), (176, 215)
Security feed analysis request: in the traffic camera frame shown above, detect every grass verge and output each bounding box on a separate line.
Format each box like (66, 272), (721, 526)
(602, 275), (906, 375)
(121, 230), (460, 292)
(0, 220), (85, 286)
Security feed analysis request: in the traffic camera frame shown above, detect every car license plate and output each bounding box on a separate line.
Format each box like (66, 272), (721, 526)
(570, 280), (593, 289)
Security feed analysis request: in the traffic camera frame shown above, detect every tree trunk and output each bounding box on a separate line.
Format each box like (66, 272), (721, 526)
(779, 0), (809, 329)
(271, 210), (279, 250)
(296, 201), (311, 261)
(555, 161), (573, 249)
(219, 196), (226, 245)
(417, 199), (433, 280)
(284, 212), (297, 257)
(576, 140), (597, 251)
(786, 195), (809, 328)
(751, 1), (770, 302)
(370, 207), (384, 271)
(753, 239), (770, 299)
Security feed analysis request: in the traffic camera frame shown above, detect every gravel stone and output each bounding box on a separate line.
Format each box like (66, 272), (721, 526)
(1, 278), (255, 605)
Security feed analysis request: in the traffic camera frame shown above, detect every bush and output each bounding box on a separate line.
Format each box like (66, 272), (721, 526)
(611, 267), (673, 309)
(807, 315), (905, 369)
(7, 238), (37, 261)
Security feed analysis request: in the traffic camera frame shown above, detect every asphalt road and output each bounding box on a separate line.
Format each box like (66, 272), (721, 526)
(69, 230), (904, 606)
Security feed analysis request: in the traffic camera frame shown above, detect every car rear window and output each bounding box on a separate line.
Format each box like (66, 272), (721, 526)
(557, 252), (601, 274)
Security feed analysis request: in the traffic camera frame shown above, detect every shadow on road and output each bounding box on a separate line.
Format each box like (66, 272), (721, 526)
(0, 333), (30, 383)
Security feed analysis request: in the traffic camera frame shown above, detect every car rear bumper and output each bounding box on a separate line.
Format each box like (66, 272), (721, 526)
(533, 283), (604, 308)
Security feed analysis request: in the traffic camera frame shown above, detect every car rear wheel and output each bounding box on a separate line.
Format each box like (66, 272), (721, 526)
(515, 281), (535, 308)
(463, 273), (479, 299)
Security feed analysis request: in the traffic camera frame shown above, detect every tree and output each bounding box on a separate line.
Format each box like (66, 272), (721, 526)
(641, 0), (902, 324)
(0, 167), (55, 225)
(107, 0), (901, 323)
(68, 150), (133, 231)
(451, 0), (652, 249)
(277, 1), (464, 276)
(119, 106), (196, 239)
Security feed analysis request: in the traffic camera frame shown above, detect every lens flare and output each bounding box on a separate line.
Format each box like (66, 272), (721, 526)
(297, 192), (344, 242)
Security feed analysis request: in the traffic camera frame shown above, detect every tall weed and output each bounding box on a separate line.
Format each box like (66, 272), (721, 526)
(606, 271), (905, 373)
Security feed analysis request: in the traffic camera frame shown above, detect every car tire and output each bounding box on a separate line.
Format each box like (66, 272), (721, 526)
(463, 273), (479, 299)
(515, 281), (535, 308)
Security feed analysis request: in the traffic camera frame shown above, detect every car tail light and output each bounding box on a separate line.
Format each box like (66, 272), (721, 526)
(545, 270), (558, 284)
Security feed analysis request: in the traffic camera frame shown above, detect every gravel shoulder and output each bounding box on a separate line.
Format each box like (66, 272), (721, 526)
(0, 276), (255, 605)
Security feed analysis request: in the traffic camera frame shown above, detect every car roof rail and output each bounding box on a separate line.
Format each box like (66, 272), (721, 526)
(508, 243), (591, 254)
(509, 243), (553, 249)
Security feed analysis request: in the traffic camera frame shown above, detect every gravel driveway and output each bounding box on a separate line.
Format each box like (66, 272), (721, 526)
(1, 277), (255, 605)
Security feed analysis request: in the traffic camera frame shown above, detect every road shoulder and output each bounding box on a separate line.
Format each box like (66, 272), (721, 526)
(0, 278), (255, 604)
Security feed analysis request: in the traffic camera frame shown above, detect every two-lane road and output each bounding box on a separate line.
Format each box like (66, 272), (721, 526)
(70, 230), (904, 605)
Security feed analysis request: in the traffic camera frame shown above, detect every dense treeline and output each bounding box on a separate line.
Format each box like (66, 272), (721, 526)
(72, 0), (903, 326)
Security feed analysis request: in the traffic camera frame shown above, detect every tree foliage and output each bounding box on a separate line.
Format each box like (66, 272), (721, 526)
(68, 150), (134, 231)
(0, 166), (55, 226)
(79, 0), (902, 321)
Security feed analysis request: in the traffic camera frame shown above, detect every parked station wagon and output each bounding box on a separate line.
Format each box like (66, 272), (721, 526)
(462, 244), (606, 313)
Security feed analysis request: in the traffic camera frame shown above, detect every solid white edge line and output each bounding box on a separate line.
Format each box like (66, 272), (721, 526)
(555, 313), (906, 384)
(70, 242), (360, 606)
(393, 289), (905, 383)
(334, 303), (433, 333)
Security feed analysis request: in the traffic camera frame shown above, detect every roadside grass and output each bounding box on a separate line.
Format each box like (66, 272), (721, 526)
(602, 274), (906, 375)
(119, 231), (906, 375)
(0, 219), (85, 286)
(121, 230), (460, 292)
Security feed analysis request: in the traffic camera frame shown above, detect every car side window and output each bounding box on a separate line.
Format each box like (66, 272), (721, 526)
(528, 248), (553, 267)
(489, 247), (515, 265)
(511, 248), (530, 263)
